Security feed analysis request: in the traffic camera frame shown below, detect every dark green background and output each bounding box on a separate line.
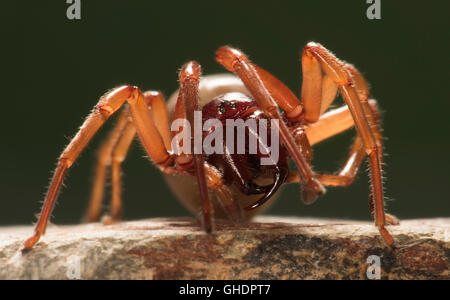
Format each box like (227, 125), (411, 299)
(2, 1), (449, 225)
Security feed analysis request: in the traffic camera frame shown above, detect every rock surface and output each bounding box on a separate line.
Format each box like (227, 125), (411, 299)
(0, 217), (448, 280)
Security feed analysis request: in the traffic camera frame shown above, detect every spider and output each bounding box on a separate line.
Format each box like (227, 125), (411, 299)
(23, 43), (399, 251)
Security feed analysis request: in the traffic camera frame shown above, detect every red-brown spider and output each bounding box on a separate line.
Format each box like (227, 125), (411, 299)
(23, 43), (399, 252)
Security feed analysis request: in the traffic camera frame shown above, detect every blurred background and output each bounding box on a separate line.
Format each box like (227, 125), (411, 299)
(1, 1), (449, 225)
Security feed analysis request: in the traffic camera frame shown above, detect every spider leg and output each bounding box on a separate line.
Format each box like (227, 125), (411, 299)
(84, 108), (131, 223)
(23, 86), (172, 251)
(178, 61), (215, 233)
(305, 102), (370, 187)
(288, 103), (399, 226)
(319, 147), (399, 226)
(85, 91), (171, 224)
(216, 46), (326, 205)
(288, 105), (358, 186)
(145, 91), (173, 152)
(102, 119), (136, 225)
(304, 104), (355, 145)
(344, 66), (398, 225)
(104, 91), (174, 225)
(301, 47), (341, 122)
(344, 64), (384, 159)
(203, 163), (244, 223)
(243, 60), (338, 122)
(302, 42), (394, 245)
(251, 65), (304, 121)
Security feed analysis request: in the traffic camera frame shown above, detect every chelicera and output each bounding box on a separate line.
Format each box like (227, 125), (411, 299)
(23, 43), (399, 251)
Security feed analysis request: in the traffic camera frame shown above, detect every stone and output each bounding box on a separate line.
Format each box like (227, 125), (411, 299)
(0, 217), (448, 280)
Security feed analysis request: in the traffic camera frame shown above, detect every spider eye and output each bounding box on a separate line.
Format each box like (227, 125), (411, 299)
(217, 100), (238, 115)
(218, 102), (227, 114)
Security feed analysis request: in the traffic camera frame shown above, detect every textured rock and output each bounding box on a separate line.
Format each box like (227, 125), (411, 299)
(0, 217), (448, 280)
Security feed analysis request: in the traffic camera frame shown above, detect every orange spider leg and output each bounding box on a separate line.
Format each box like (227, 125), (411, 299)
(285, 105), (357, 185)
(179, 61), (215, 233)
(145, 91), (172, 151)
(285, 142), (363, 189)
(252, 65), (304, 121)
(105, 91), (173, 224)
(85, 91), (171, 224)
(305, 105), (355, 145)
(344, 67), (397, 225)
(216, 46), (326, 205)
(291, 126), (313, 163)
(127, 89), (171, 166)
(301, 53), (341, 122)
(172, 89), (186, 122)
(103, 120), (136, 225)
(290, 103), (399, 226)
(171, 84), (195, 168)
(85, 109), (130, 223)
(319, 75), (339, 115)
(23, 86), (171, 251)
(344, 64), (383, 159)
(288, 105), (358, 186)
(317, 88), (397, 226)
(249, 63), (337, 126)
(316, 137), (365, 187)
(107, 91), (172, 224)
(303, 42), (394, 245)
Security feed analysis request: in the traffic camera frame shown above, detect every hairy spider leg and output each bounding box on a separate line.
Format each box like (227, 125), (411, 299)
(289, 104), (399, 226)
(23, 86), (171, 251)
(85, 108), (131, 223)
(301, 42), (394, 246)
(216, 46), (326, 206)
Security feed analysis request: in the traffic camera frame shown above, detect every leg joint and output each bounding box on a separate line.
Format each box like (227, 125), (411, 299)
(58, 157), (73, 168)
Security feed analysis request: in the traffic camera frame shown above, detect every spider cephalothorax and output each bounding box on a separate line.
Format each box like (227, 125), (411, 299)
(201, 93), (289, 210)
(23, 43), (399, 252)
